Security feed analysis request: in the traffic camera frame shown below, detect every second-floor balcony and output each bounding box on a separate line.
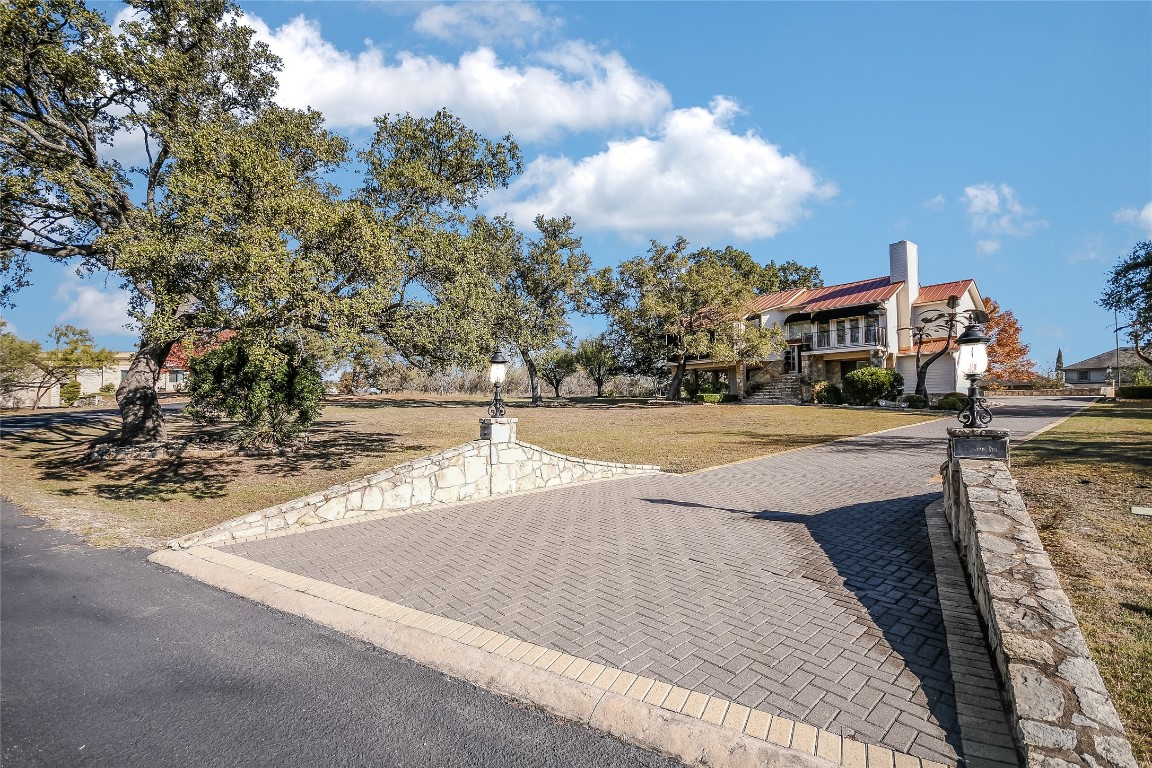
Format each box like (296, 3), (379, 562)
(786, 325), (886, 351)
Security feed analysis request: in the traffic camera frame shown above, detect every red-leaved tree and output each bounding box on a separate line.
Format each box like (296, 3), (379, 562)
(983, 297), (1036, 381)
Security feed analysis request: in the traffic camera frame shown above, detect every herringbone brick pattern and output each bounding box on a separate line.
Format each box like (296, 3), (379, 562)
(226, 398), (1089, 763)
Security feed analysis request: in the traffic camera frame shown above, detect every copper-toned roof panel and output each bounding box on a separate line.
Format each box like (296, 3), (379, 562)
(915, 280), (975, 305)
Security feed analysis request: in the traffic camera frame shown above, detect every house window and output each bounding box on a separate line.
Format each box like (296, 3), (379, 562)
(1076, 370), (1090, 382)
(835, 322), (846, 346)
(849, 319), (860, 344)
(817, 322), (830, 348)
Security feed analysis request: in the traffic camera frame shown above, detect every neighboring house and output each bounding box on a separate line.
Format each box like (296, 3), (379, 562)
(2, 349), (192, 408)
(684, 241), (983, 400)
(1061, 348), (1151, 386)
(0, 367), (60, 409)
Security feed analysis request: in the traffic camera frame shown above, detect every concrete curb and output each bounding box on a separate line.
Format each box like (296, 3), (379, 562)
(149, 547), (952, 768)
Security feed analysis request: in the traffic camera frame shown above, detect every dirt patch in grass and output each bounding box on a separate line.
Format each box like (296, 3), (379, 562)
(1013, 401), (1152, 760)
(0, 394), (935, 548)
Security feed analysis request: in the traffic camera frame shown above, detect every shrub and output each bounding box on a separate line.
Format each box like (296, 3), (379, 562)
(934, 393), (967, 411)
(813, 380), (843, 404)
(695, 392), (723, 403)
(1117, 385), (1152, 399)
(900, 393), (928, 409)
(60, 380), (81, 406)
(186, 339), (324, 448)
(98, 382), (116, 395)
(841, 367), (904, 406)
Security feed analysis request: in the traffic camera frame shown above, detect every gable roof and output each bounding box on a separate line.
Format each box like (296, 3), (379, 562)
(1063, 347), (1151, 370)
(915, 280), (976, 305)
(746, 275), (975, 319)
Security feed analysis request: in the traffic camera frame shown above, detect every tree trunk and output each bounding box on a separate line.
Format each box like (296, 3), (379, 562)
(116, 339), (176, 443)
(1134, 334), (1152, 368)
(666, 356), (687, 400)
(550, 380), (562, 398)
(915, 324), (957, 398)
(519, 346), (543, 405)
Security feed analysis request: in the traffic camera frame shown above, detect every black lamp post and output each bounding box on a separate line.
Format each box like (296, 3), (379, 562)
(955, 321), (992, 428)
(488, 349), (509, 418)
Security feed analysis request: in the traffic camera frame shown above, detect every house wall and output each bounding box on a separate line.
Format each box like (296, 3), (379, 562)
(898, 354), (960, 395)
(0, 381), (59, 408)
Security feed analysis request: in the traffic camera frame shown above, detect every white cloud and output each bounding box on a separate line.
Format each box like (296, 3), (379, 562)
(247, 15), (671, 139)
(923, 194), (945, 210)
(976, 239), (1001, 255)
(414, 2), (560, 45)
(1113, 202), (1152, 238)
(962, 183), (1047, 237)
(489, 98), (837, 242)
(54, 277), (135, 336)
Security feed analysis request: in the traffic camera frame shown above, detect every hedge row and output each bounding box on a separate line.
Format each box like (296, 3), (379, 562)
(1117, 385), (1152, 399)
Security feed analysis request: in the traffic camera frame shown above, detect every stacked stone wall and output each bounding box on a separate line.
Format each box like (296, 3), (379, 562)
(170, 433), (660, 549)
(941, 458), (1136, 768)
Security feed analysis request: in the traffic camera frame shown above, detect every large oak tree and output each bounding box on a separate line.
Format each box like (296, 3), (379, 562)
(2, 0), (522, 442)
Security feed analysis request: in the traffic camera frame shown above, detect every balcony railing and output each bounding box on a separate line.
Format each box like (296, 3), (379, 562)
(785, 326), (886, 351)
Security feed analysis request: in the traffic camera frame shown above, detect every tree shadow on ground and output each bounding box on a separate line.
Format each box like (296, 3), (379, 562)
(324, 397), (487, 409)
(640, 491), (968, 756)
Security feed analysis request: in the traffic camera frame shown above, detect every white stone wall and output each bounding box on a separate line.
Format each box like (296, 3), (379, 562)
(942, 455), (1137, 768)
(169, 436), (661, 549)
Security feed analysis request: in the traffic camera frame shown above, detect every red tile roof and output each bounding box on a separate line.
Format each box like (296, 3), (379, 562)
(915, 280), (975, 305)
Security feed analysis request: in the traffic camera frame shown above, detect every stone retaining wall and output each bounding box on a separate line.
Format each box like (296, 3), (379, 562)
(941, 457), (1137, 768)
(170, 422), (660, 549)
(985, 389), (1102, 397)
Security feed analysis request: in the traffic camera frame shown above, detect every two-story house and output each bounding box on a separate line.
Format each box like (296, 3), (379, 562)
(681, 241), (983, 402)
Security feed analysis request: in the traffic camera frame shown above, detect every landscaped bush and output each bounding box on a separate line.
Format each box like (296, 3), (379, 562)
(900, 393), (929, 409)
(60, 380), (81, 406)
(1117, 385), (1152, 399)
(841, 367), (904, 406)
(934, 393), (967, 411)
(694, 392), (739, 404)
(99, 382), (116, 395)
(813, 380), (843, 404)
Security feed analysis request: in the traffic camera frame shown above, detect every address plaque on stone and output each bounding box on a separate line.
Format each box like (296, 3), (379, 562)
(950, 437), (1009, 460)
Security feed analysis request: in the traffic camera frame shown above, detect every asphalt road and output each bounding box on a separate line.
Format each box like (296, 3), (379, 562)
(0, 404), (184, 438)
(0, 499), (682, 768)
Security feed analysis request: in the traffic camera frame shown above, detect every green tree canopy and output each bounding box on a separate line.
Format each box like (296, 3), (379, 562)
(1100, 241), (1152, 366)
(2, 0), (524, 442)
(536, 347), (577, 399)
(574, 337), (618, 398)
(34, 324), (115, 407)
(593, 238), (785, 399)
(0, 320), (42, 397)
(474, 214), (590, 405)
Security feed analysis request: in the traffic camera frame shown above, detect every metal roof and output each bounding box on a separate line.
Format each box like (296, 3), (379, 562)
(915, 280), (975, 305)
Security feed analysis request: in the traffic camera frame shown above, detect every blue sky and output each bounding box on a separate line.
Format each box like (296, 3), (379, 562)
(5, 1), (1150, 370)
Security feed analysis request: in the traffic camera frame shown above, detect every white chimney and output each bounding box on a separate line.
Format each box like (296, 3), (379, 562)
(889, 240), (919, 303)
(890, 241), (919, 350)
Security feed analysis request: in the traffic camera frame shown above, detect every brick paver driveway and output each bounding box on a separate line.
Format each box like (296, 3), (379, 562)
(225, 397), (1092, 763)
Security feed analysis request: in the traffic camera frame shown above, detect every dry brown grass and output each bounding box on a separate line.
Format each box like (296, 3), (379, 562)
(0, 393), (935, 547)
(1014, 401), (1152, 761)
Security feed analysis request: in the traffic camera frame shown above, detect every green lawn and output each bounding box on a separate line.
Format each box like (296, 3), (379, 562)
(0, 394), (935, 546)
